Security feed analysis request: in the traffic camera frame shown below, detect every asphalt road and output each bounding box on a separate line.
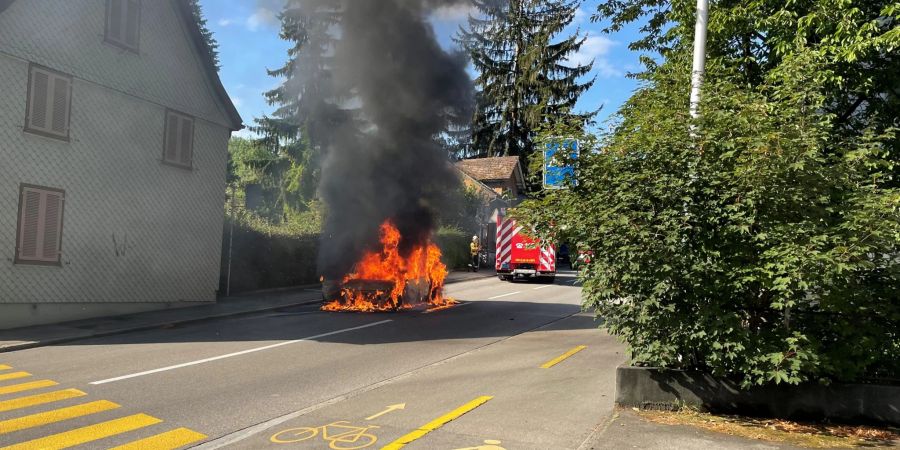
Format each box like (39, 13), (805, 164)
(0, 271), (626, 450)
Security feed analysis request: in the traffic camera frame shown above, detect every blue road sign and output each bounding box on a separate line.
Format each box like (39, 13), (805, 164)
(543, 138), (578, 189)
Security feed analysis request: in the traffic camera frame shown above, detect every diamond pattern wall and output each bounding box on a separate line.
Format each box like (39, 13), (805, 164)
(0, 0), (231, 303)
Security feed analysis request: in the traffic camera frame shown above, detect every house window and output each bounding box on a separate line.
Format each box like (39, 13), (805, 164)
(163, 110), (194, 168)
(24, 64), (72, 141)
(105, 0), (141, 51)
(15, 185), (65, 266)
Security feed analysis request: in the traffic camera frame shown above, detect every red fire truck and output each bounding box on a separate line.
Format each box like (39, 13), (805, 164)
(495, 211), (556, 282)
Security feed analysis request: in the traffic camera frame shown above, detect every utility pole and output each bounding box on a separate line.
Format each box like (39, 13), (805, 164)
(689, 0), (709, 119)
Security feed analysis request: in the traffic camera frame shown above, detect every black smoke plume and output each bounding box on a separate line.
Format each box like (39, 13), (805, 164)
(304, 0), (474, 280)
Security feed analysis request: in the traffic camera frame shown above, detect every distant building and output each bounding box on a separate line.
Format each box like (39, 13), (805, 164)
(455, 156), (527, 265)
(0, 0), (242, 329)
(455, 156), (526, 200)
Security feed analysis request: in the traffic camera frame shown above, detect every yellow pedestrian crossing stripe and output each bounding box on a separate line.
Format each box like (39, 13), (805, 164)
(0, 372), (31, 382)
(0, 400), (120, 435)
(0, 364), (206, 450)
(0, 413), (161, 450)
(109, 427), (208, 450)
(0, 389), (87, 413)
(0, 380), (57, 395)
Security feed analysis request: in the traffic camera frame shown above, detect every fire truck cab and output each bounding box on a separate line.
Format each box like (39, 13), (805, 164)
(495, 212), (556, 282)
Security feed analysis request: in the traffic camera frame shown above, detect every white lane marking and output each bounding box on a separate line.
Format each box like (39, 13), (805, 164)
(488, 291), (521, 299)
(532, 284), (555, 290)
(90, 320), (393, 385)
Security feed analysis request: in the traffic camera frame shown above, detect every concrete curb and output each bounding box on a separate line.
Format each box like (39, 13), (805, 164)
(615, 366), (900, 426)
(0, 273), (496, 354)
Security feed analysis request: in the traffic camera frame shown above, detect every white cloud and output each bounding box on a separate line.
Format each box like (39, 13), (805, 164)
(566, 35), (622, 78)
(573, 6), (589, 24)
(246, 6), (279, 32)
(430, 3), (478, 21)
(217, 18), (235, 27)
(232, 128), (259, 139)
(231, 96), (243, 108)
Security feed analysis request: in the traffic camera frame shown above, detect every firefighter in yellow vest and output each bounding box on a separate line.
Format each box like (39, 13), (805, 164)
(470, 235), (481, 272)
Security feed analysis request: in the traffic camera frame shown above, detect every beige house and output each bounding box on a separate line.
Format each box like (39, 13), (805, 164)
(0, 0), (242, 329)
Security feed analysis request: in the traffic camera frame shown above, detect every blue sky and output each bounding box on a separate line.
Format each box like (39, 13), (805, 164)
(200, 1), (647, 137)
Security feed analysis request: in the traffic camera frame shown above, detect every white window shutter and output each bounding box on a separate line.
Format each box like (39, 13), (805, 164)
(49, 75), (70, 135)
(29, 69), (50, 131)
(18, 189), (42, 261)
(178, 116), (194, 166)
(41, 192), (63, 262)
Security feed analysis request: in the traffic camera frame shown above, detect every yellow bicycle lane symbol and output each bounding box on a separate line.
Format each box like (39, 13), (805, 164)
(270, 421), (380, 449)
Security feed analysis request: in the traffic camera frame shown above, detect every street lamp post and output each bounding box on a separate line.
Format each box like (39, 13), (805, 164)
(689, 0), (709, 119)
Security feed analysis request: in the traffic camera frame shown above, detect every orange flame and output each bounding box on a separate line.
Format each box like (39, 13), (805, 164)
(322, 221), (456, 312)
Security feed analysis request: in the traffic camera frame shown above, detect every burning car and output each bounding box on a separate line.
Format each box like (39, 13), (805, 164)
(321, 278), (433, 311)
(321, 221), (454, 312)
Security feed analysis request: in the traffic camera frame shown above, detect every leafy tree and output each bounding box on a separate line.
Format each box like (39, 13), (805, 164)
(227, 137), (325, 232)
(517, 1), (900, 386)
(594, 0), (900, 175)
(457, 0), (596, 176)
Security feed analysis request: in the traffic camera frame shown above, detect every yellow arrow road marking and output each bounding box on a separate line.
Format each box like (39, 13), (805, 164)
(0, 413), (161, 450)
(0, 372), (31, 382)
(366, 403), (406, 421)
(0, 400), (120, 435)
(540, 345), (587, 369)
(0, 389), (87, 414)
(0, 365), (11, 371)
(382, 396), (493, 450)
(0, 380), (58, 395)
(109, 427), (207, 450)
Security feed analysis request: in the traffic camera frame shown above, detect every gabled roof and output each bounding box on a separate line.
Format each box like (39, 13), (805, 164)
(455, 156), (525, 188)
(0, 0), (243, 131)
(171, 0), (242, 130)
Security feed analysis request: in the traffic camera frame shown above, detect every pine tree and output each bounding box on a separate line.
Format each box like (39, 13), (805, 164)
(251, 0), (349, 217)
(458, 0), (595, 171)
(187, 0), (219, 69)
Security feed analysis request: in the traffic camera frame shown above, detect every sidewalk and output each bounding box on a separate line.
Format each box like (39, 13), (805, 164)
(0, 269), (495, 353)
(581, 409), (803, 450)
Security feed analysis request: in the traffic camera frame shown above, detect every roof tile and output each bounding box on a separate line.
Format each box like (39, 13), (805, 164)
(455, 156), (521, 182)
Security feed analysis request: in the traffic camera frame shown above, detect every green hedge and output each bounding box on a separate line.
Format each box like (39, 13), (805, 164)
(219, 218), (320, 295)
(435, 228), (471, 270)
